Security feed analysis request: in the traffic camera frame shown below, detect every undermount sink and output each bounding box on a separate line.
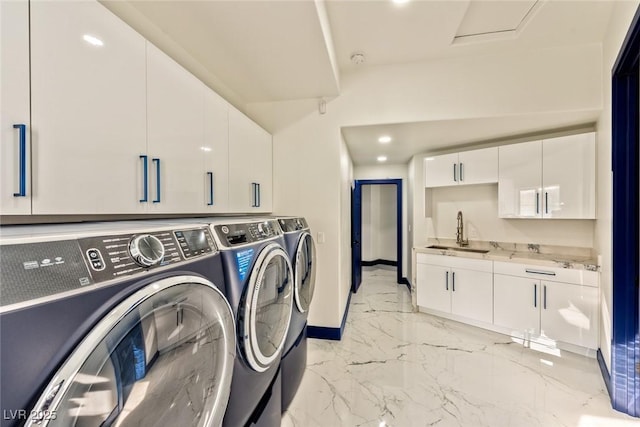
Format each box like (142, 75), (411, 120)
(426, 245), (490, 254)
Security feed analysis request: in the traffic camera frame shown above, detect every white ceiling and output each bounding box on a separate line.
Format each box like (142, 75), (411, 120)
(102, 0), (614, 165)
(341, 110), (600, 165)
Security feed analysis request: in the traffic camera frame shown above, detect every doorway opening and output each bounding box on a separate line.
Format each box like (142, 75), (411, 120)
(351, 179), (405, 293)
(610, 6), (640, 417)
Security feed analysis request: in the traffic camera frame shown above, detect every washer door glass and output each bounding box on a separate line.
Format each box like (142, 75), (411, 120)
(294, 232), (316, 313)
(28, 276), (235, 427)
(243, 244), (293, 372)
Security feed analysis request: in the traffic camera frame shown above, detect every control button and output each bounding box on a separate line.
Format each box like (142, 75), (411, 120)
(92, 260), (104, 270)
(129, 234), (165, 267)
(88, 250), (100, 259)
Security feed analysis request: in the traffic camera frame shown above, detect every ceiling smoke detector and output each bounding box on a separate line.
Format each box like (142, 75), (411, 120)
(350, 52), (366, 65)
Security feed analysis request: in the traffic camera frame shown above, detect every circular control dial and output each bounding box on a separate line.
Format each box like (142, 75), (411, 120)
(257, 222), (271, 237)
(129, 234), (165, 267)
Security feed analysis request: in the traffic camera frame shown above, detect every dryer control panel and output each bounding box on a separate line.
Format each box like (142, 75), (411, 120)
(278, 217), (309, 233)
(214, 221), (280, 248)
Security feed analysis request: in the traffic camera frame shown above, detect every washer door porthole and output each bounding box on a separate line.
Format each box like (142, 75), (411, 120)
(242, 244), (293, 372)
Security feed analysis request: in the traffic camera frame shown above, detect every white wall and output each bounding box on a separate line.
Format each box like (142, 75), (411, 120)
(594, 0), (639, 373)
(361, 185), (397, 262)
(267, 43), (603, 329)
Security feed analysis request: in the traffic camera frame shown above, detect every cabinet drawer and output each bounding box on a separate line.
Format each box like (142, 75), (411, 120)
(417, 253), (492, 273)
(494, 261), (597, 287)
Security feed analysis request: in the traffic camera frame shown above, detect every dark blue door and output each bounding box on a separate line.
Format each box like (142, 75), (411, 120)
(351, 183), (362, 292)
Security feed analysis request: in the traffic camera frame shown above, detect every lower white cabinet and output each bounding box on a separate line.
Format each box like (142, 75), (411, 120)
(416, 254), (493, 324)
(540, 280), (598, 349)
(417, 254), (599, 353)
(493, 262), (598, 350)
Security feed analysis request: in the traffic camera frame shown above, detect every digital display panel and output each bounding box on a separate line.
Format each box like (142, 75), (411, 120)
(182, 230), (209, 252)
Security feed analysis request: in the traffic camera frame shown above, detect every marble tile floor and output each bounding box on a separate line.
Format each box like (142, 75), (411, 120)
(282, 267), (638, 427)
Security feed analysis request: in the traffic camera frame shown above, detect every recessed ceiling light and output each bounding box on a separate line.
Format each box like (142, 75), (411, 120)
(425, 157), (435, 161)
(377, 156), (388, 162)
(200, 146), (212, 152)
(378, 136), (392, 144)
(392, 0), (411, 5)
(83, 34), (104, 46)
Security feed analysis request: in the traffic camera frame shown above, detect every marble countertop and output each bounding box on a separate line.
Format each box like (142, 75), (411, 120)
(414, 238), (598, 271)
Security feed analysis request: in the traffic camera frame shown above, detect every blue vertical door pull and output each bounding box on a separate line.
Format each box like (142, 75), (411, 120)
(139, 155), (148, 203)
(207, 172), (214, 206)
(251, 182), (258, 207)
(12, 124), (27, 197)
(152, 158), (161, 203)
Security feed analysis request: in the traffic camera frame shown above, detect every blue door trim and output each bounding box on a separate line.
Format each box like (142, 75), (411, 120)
(352, 179), (404, 289)
(611, 5), (640, 417)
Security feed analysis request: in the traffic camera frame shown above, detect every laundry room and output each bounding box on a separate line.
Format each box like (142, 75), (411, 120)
(1, 1), (640, 426)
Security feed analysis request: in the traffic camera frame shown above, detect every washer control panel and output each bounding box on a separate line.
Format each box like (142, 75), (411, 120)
(78, 227), (215, 282)
(214, 221), (280, 247)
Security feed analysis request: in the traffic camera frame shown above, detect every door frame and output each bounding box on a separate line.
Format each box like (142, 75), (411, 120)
(351, 179), (404, 292)
(611, 5), (640, 417)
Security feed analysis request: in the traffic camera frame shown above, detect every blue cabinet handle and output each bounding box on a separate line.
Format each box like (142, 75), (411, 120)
(12, 124), (27, 197)
(139, 155), (148, 203)
(545, 192), (549, 214)
(207, 172), (214, 206)
(152, 158), (161, 203)
(251, 182), (258, 207)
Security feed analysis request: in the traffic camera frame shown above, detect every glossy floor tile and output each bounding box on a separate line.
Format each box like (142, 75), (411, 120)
(283, 267), (638, 427)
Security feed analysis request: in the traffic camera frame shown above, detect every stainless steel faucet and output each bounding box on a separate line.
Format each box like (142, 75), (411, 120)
(456, 211), (469, 247)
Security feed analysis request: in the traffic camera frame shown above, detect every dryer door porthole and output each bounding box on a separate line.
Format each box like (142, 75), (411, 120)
(242, 244), (293, 372)
(294, 232), (316, 313)
(26, 276), (236, 427)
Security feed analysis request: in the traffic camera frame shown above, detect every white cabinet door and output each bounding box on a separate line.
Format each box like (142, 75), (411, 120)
(30, 1), (147, 214)
(540, 281), (598, 349)
(450, 268), (493, 324)
(416, 263), (451, 313)
(0, 0), (31, 214)
(228, 107), (272, 212)
(146, 43), (204, 213)
(498, 141), (542, 218)
(542, 133), (595, 219)
(202, 88), (229, 212)
(424, 153), (458, 188)
(493, 274), (540, 336)
(458, 147), (498, 185)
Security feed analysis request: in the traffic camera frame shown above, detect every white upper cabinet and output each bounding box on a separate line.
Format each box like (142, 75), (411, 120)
(0, 0), (31, 215)
(425, 147), (497, 188)
(146, 42), (206, 214)
(424, 153), (459, 187)
(458, 147), (498, 185)
(203, 89), (230, 212)
(228, 107), (272, 212)
(542, 133), (595, 219)
(498, 132), (595, 219)
(30, 0), (147, 214)
(498, 141), (543, 218)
